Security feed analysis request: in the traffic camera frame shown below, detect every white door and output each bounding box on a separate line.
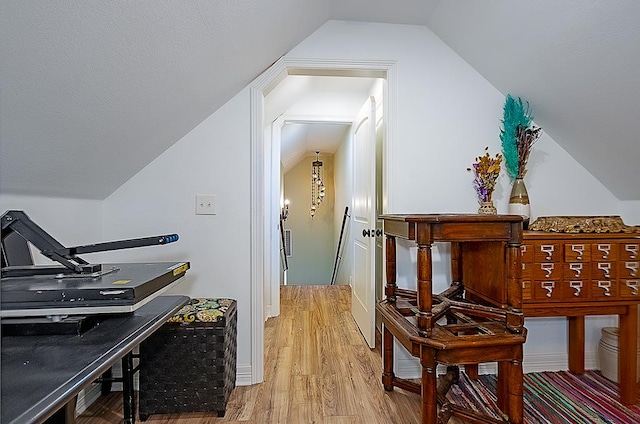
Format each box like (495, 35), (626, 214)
(351, 96), (377, 348)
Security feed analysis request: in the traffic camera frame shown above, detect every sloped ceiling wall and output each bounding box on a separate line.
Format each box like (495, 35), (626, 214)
(426, 1), (640, 200)
(1, 1), (639, 200)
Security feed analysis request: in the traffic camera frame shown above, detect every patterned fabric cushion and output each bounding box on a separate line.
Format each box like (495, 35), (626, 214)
(167, 298), (234, 323)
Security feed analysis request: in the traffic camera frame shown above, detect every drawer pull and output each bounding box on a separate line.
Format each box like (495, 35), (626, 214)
(521, 245), (528, 255)
(541, 245), (554, 261)
(626, 244), (639, 259)
(569, 281), (583, 297)
(570, 244), (585, 260)
(626, 280), (639, 296)
(541, 263), (555, 278)
(597, 244), (611, 259)
(569, 263), (583, 278)
(626, 262), (639, 277)
(541, 281), (555, 297)
(598, 262), (611, 279)
(597, 281), (612, 296)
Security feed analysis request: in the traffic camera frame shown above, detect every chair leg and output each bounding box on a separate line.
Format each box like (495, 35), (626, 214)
(507, 355), (524, 424)
(497, 361), (509, 414)
(420, 346), (437, 424)
(382, 325), (395, 391)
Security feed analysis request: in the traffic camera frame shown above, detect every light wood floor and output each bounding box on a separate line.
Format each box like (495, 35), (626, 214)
(77, 285), (423, 423)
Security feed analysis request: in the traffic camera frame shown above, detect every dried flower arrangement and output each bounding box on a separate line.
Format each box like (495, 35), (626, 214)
(500, 95), (542, 180)
(468, 147), (503, 202)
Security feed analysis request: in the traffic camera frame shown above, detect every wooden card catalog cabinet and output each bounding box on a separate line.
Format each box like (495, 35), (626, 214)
(522, 233), (640, 304)
(521, 218), (640, 406)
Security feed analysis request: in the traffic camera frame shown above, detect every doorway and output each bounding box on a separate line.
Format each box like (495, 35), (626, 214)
(279, 136), (344, 287)
(249, 57), (397, 383)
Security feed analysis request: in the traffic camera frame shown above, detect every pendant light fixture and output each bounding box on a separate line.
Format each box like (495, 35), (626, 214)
(309, 151), (325, 219)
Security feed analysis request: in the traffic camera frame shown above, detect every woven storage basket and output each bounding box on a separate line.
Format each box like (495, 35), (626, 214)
(139, 298), (237, 420)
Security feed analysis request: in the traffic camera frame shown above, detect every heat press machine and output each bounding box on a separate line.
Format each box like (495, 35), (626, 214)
(1, 210), (190, 326)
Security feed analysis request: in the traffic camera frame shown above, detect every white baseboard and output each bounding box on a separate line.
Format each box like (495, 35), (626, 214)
(236, 365), (253, 386)
(523, 350), (599, 373)
(395, 350), (600, 379)
(79, 350), (596, 415)
(76, 363), (254, 414)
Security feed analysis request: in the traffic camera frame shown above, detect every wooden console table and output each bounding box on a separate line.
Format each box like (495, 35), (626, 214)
(377, 214), (526, 424)
(521, 230), (640, 405)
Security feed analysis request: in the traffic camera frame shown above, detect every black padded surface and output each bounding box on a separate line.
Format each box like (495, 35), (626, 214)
(1, 295), (190, 424)
(1, 262), (189, 311)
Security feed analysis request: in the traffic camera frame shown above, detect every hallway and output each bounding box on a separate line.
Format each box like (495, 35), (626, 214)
(78, 285), (422, 423)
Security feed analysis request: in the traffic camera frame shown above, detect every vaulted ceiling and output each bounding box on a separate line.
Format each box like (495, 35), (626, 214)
(2, 1), (639, 200)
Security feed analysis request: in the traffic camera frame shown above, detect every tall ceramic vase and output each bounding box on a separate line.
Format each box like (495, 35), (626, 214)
(508, 178), (530, 229)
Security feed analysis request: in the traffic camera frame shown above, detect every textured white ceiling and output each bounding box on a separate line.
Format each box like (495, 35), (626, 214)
(1, 0), (639, 200)
(0, 0), (332, 199)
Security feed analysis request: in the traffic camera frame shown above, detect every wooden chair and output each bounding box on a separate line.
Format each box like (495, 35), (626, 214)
(376, 214), (527, 424)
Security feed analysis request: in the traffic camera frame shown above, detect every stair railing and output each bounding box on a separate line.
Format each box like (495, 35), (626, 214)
(330, 206), (350, 285)
(279, 217), (289, 272)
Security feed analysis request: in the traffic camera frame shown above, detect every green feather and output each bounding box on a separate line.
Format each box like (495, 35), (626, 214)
(500, 94), (533, 180)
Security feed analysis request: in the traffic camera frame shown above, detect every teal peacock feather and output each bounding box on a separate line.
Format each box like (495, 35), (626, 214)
(500, 95), (534, 180)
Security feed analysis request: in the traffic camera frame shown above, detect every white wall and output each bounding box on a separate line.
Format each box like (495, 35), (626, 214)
(289, 20), (635, 375)
(283, 153), (335, 285)
(621, 200), (640, 224)
(101, 88), (253, 384)
(0, 194), (104, 264)
(4, 20), (639, 384)
(333, 130), (353, 286)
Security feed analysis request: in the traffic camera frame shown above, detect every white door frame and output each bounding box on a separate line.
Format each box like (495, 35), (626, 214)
(249, 57), (396, 383)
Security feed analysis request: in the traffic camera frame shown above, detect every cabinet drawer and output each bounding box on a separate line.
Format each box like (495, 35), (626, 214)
(532, 262), (562, 280)
(533, 242), (561, 262)
(563, 280), (589, 300)
(620, 279), (640, 298)
(528, 280), (589, 302)
(564, 243), (590, 262)
(592, 262), (616, 279)
(522, 262), (532, 280)
(621, 243), (640, 260)
(521, 244), (533, 263)
(563, 262), (591, 280)
(591, 243), (617, 261)
(590, 280), (618, 299)
(522, 280), (533, 301)
(619, 261), (639, 279)
(532, 280), (562, 301)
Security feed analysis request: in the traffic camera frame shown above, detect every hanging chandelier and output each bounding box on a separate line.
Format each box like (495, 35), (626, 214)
(309, 151), (326, 219)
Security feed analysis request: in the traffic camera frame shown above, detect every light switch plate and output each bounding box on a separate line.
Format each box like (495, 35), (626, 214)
(196, 195), (216, 215)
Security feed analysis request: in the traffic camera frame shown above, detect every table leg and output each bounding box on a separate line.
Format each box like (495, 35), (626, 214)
(382, 325), (395, 391)
(497, 361), (508, 413)
(122, 352), (136, 424)
(619, 306), (638, 405)
(416, 238), (433, 335)
(385, 236), (397, 301)
(420, 346), (437, 424)
(507, 352), (524, 424)
(567, 316), (585, 374)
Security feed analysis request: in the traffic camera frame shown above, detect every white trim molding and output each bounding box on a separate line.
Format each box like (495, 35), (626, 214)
(250, 57), (397, 385)
(395, 351), (600, 379)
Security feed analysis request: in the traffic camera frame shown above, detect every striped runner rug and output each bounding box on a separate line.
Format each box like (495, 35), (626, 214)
(447, 370), (640, 423)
